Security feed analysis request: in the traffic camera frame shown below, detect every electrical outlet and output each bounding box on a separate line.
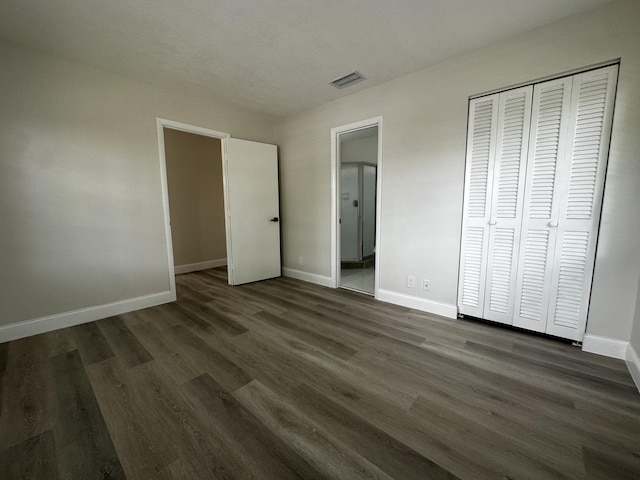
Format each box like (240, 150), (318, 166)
(423, 279), (431, 291)
(298, 256), (303, 266)
(407, 275), (415, 288)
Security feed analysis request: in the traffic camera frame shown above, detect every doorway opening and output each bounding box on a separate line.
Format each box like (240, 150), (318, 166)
(157, 118), (282, 295)
(331, 118), (382, 296)
(156, 118), (231, 299)
(163, 129), (226, 275)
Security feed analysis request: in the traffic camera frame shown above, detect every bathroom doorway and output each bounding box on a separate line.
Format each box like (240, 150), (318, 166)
(332, 120), (381, 296)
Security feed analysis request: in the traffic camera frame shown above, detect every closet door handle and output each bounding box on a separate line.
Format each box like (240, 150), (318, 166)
(488, 219), (497, 225)
(548, 221), (558, 227)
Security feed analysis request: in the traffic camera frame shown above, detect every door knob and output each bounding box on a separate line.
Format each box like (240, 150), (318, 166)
(548, 221), (558, 227)
(270, 217), (279, 222)
(488, 219), (497, 225)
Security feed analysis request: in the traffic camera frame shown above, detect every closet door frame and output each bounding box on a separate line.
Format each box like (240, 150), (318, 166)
(330, 117), (383, 296)
(459, 62), (619, 343)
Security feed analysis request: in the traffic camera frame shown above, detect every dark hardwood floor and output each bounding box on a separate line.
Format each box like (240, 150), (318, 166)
(1, 267), (639, 479)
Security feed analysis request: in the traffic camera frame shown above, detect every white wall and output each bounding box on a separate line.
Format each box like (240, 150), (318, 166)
(628, 276), (640, 391)
(274, 0), (640, 343)
(632, 279), (640, 354)
(0, 40), (273, 335)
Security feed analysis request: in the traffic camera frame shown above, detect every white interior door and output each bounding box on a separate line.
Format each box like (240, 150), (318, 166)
(482, 86), (532, 324)
(457, 94), (499, 317)
(225, 138), (281, 285)
(544, 65), (618, 341)
(513, 77), (573, 333)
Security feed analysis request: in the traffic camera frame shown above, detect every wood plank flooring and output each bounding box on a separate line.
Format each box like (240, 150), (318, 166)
(1, 267), (640, 479)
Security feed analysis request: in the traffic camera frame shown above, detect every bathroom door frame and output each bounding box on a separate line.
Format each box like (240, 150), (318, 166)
(330, 116), (383, 297)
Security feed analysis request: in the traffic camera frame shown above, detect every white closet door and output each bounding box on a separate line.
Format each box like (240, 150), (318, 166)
(545, 65), (618, 340)
(458, 94), (499, 317)
(482, 86), (533, 324)
(513, 77), (573, 332)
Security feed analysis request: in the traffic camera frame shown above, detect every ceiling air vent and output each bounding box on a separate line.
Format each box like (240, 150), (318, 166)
(330, 71), (365, 89)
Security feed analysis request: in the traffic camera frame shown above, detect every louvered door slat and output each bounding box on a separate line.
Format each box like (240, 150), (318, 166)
(460, 227), (485, 308)
(482, 86), (532, 324)
(550, 231), (590, 329)
(458, 95), (498, 317)
(516, 229), (551, 328)
(486, 228), (516, 315)
(546, 65), (618, 340)
(467, 99), (495, 218)
(525, 82), (570, 221)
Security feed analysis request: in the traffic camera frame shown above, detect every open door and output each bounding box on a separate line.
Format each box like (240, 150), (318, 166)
(225, 138), (281, 285)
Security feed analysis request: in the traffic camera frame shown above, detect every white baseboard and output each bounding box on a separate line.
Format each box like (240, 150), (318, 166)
(0, 290), (175, 344)
(582, 334), (628, 359)
(282, 267), (334, 288)
(377, 289), (457, 319)
(174, 258), (227, 275)
(626, 344), (640, 394)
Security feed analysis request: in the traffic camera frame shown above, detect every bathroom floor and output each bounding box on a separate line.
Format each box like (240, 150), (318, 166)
(340, 266), (374, 295)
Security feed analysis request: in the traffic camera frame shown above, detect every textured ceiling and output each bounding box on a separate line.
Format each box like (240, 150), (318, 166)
(0, 0), (610, 118)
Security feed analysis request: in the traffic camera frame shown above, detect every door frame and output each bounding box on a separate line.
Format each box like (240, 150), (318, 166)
(156, 118), (231, 298)
(330, 116), (383, 296)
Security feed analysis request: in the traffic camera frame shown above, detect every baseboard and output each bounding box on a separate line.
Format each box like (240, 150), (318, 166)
(582, 334), (628, 359)
(174, 258), (227, 275)
(626, 344), (640, 394)
(377, 289), (457, 319)
(0, 290), (175, 344)
(282, 267), (334, 288)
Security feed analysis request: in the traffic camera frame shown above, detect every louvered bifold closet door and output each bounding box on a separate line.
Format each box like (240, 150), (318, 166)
(545, 65), (618, 340)
(482, 86), (533, 324)
(513, 77), (573, 333)
(458, 94), (499, 317)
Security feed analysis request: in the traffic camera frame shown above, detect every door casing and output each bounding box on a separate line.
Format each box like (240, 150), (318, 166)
(156, 118), (231, 297)
(330, 116), (383, 296)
